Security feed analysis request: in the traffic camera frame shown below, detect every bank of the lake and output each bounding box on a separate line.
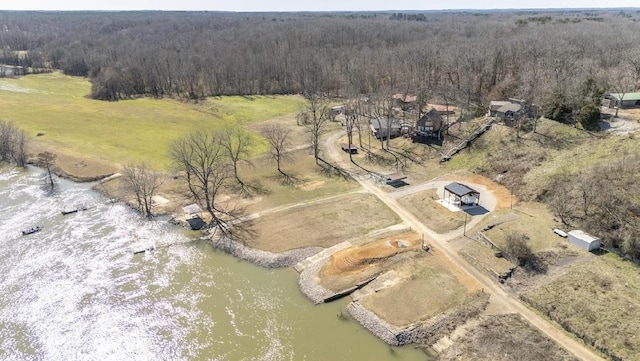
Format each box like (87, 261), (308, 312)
(0, 167), (429, 360)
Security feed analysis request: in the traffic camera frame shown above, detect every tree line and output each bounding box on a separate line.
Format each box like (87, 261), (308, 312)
(0, 10), (639, 121)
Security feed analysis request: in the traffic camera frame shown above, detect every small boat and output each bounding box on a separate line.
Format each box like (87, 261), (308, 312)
(133, 246), (155, 255)
(61, 206), (89, 216)
(22, 226), (42, 236)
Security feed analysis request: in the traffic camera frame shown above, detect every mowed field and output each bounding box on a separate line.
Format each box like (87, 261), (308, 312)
(0, 72), (307, 169)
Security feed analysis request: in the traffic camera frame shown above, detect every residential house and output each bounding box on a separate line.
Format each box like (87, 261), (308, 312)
(496, 102), (522, 123)
(414, 108), (446, 140)
(369, 118), (402, 139)
(0, 65), (26, 77)
(392, 93), (418, 110)
(488, 101), (512, 117)
(488, 99), (524, 124)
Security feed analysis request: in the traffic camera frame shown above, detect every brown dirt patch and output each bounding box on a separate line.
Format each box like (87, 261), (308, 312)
(319, 233), (420, 292)
(443, 171), (514, 209)
(324, 235), (418, 276)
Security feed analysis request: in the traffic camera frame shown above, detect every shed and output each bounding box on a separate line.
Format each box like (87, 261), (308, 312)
(567, 230), (601, 251)
(182, 203), (202, 216)
(186, 216), (207, 230)
(385, 172), (407, 185)
(443, 182), (480, 207)
(603, 92), (640, 109)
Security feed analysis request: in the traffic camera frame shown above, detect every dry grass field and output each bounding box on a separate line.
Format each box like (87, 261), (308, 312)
(360, 251), (481, 327)
(458, 239), (514, 278)
(438, 314), (578, 361)
(525, 254), (640, 360)
(397, 189), (466, 234)
(481, 202), (566, 253)
(239, 149), (360, 213)
(248, 192), (400, 252)
(330, 133), (446, 184)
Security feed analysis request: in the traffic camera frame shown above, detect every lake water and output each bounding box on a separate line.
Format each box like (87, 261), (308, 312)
(0, 167), (428, 361)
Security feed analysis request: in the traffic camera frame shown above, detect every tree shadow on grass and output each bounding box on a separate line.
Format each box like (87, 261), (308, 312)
(317, 158), (350, 179)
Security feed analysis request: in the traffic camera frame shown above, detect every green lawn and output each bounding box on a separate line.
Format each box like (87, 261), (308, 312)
(0, 72), (306, 169)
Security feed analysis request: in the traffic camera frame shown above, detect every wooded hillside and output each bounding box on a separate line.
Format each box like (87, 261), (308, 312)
(0, 10), (639, 110)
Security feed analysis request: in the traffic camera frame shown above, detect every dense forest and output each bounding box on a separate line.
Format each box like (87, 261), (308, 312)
(0, 10), (639, 114)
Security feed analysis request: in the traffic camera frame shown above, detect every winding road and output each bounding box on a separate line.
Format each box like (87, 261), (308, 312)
(323, 131), (604, 361)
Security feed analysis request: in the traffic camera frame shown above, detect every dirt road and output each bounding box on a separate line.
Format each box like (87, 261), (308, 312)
(324, 131), (604, 361)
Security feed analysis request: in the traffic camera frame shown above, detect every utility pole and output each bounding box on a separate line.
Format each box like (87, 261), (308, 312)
(463, 212), (468, 236)
(511, 183), (515, 209)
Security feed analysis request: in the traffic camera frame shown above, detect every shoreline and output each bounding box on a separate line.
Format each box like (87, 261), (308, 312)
(20, 153), (484, 351)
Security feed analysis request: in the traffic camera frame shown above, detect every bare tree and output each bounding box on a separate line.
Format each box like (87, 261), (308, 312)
(13, 129), (28, 167)
(0, 120), (27, 165)
(298, 94), (330, 164)
(344, 100), (359, 163)
(36, 151), (56, 190)
(170, 131), (242, 239)
(122, 162), (164, 218)
(262, 123), (291, 176)
(220, 125), (253, 193)
(608, 63), (636, 118)
(370, 91), (395, 149)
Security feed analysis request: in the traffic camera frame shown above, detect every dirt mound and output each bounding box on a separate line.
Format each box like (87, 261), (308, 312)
(452, 173), (513, 209)
(323, 237), (416, 275)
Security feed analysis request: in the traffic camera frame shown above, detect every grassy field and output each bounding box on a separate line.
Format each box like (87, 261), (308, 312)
(240, 149), (361, 212)
(248, 192), (400, 252)
(397, 190), (465, 234)
(0, 72), (306, 169)
(481, 202), (566, 253)
(439, 314), (578, 361)
(525, 254), (640, 360)
(360, 252), (479, 327)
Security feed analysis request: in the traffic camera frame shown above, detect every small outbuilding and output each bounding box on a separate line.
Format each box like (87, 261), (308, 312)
(385, 172), (407, 185)
(182, 203), (207, 230)
(602, 92), (640, 109)
(443, 182), (480, 207)
(567, 230), (601, 251)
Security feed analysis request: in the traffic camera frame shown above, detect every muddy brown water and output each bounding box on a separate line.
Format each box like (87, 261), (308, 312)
(0, 167), (429, 360)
